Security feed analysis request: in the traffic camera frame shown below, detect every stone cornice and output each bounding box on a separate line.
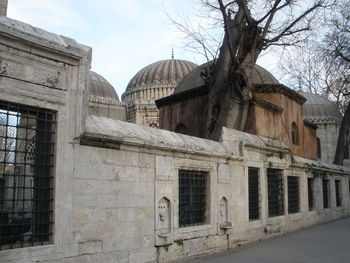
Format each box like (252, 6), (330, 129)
(251, 97), (283, 114)
(254, 84), (306, 104)
(303, 119), (318, 130)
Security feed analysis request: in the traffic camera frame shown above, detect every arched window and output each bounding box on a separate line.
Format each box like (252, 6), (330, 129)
(291, 122), (299, 145)
(317, 137), (321, 159)
(175, 123), (188, 135)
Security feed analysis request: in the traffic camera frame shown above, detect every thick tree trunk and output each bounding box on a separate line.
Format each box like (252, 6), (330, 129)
(334, 101), (350, 165)
(205, 8), (248, 140)
(205, 8), (260, 141)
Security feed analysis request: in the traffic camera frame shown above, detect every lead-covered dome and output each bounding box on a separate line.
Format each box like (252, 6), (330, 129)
(174, 63), (279, 94)
(300, 91), (342, 122)
(89, 71), (119, 101)
(122, 59), (197, 102)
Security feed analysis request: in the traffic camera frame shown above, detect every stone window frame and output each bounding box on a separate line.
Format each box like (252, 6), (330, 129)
(307, 177), (315, 211)
(322, 178), (330, 209)
(0, 100), (56, 251)
(248, 167), (260, 221)
(287, 176), (300, 214)
(267, 168), (285, 217)
(174, 161), (215, 240)
(178, 169), (210, 228)
(334, 179), (342, 207)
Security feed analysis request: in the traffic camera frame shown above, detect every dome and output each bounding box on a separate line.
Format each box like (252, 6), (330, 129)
(89, 71), (119, 101)
(122, 59), (197, 102)
(174, 62), (279, 94)
(300, 91), (342, 122)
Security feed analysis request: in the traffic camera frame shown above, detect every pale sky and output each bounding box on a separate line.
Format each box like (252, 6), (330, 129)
(7, 0), (279, 98)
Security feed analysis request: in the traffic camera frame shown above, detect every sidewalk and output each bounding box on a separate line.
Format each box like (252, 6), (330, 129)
(184, 217), (350, 263)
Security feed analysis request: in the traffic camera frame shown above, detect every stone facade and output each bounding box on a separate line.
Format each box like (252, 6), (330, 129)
(0, 13), (350, 263)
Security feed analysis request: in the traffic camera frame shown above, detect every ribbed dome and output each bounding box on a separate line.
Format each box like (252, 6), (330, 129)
(300, 91), (342, 122)
(122, 59), (197, 102)
(174, 62), (279, 94)
(89, 71), (119, 101)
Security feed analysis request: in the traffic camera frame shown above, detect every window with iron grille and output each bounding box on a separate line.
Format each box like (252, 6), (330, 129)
(179, 170), (207, 227)
(267, 168), (284, 217)
(287, 176), (299, 214)
(323, 179), (330, 208)
(0, 101), (55, 250)
(349, 180), (350, 200)
(248, 167), (260, 220)
(308, 178), (314, 211)
(335, 180), (342, 207)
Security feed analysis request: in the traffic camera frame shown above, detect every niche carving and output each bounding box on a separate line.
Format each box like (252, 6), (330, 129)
(156, 197), (173, 246)
(219, 197), (232, 230)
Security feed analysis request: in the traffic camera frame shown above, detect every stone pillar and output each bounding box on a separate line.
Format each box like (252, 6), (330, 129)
(0, 0), (7, 16)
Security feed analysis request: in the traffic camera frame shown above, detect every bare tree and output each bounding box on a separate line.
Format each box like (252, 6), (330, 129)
(328, 0), (350, 165)
(279, 43), (349, 112)
(177, 0), (334, 140)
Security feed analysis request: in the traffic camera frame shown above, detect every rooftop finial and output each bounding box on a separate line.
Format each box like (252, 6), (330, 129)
(171, 48), (174, 59)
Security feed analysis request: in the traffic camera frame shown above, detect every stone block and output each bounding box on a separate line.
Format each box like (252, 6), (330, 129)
(78, 240), (102, 255)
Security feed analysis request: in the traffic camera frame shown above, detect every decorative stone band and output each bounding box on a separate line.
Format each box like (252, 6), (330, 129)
(303, 119), (318, 130)
(121, 84), (177, 102)
(89, 96), (125, 105)
(303, 116), (342, 124)
(250, 97), (283, 114)
(254, 84), (307, 104)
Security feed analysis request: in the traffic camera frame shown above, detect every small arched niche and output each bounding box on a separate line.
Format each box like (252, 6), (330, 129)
(219, 197), (228, 224)
(157, 197), (171, 231)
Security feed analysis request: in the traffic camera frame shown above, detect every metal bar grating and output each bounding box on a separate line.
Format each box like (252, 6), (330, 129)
(248, 167), (260, 221)
(335, 180), (341, 207)
(287, 176), (299, 214)
(323, 179), (330, 208)
(0, 101), (55, 250)
(308, 178), (314, 211)
(267, 168), (284, 217)
(179, 170), (207, 227)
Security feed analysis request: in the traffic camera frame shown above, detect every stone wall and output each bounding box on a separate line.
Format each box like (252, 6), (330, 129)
(0, 16), (350, 263)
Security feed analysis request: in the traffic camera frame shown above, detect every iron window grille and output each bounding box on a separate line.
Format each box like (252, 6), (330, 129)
(335, 180), (342, 207)
(267, 168), (284, 217)
(179, 170), (208, 227)
(323, 179), (330, 208)
(248, 167), (260, 221)
(0, 101), (55, 251)
(287, 176), (299, 214)
(308, 178), (314, 211)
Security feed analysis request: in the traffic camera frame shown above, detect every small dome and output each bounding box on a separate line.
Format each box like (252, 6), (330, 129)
(122, 59), (197, 102)
(89, 71), (119, 101)
(300, 91), (342, 122)
(174, 62), (279, 94)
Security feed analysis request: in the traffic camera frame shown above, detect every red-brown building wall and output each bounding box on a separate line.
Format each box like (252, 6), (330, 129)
(158, 95), (208, 138)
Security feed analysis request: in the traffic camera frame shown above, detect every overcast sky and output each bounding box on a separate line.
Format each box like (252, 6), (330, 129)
(7, 0), (279, 97)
